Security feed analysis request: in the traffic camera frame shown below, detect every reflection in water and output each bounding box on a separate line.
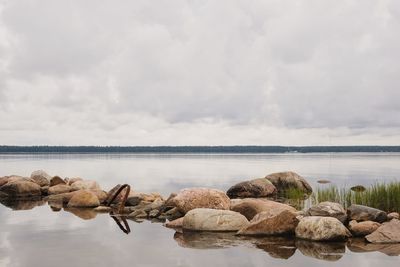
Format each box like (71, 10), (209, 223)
(64, 207), (98, 220)
(110, 214), (131, 234)
(174, 231), (251, 249)
(296, 240), (345, 261)
(0, 198), (46, 210)
(347, 238), (400, 256)
(253, 237), (296, 259)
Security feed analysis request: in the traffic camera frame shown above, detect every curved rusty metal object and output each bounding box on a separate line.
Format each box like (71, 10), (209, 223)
(106, 184), (131, 214)
(110, 212), (131, 234)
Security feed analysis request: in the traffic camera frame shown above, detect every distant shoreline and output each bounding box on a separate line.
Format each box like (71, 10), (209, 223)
(0, 145), (400, 154)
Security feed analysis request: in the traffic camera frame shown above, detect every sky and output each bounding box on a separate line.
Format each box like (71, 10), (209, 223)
(0, 0), (399, 146)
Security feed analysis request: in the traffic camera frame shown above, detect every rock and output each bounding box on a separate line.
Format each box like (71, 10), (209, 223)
(265, 171), (312, 194)
(0, 180), (41, 198)
(306, 202), (347, 223)
(126, 193), (161, 206)
(348, 220), (381, 236)
(347, 204), (388, 223)
(94, 206), (112, 213)
(366, 219), (400, 243)
(169, 188), (230, 214)
(296, 239), (345, 261)
(50, 176), (66, 186)
(388, 212), (399, 220)
(30, 170), (51, 187)
(238, 209), (299, 236)
(6, 175), (28, 183)
(71, 180), (100, 191)
(182, 208), (249, 232)
(48, 184), (73, 195)
(226, 178), (277, 198)
(149, 209), (159, 218)
(163, 207), (184, 220)
(230, 198), (296, 220)
(347, 237), (400, 256)
(317, 179), (331, 184)
(67, 190), (100, 208)
(165, 217), (184, 229)
(350, 185), (366, 192)
(0, 177), (9, 187)
(90, 190), (108, 204)
(68, 177), (83, 186)
(295, 216), (351, 241)
(40, 186), (49, 195)
(48, 191), (77, 204)
(128, 209), (148, 219)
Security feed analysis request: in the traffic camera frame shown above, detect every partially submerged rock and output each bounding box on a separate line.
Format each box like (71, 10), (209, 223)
(30, 170), (51, 187)
(348, 220), (381, 236)
(347, 204), (388, 223)
(295, 216), (351, 241)
(182, 208), (249, 232)
(306, 202), (347, 223)
(230, 198), (296, 220)
(0, 180), (41, 198)
(265, 171), (312, 194)
(238, 209), (299, 236)
(226, 178), (277, 198)
(67, 190), (100, 208)
(165, 217), (184, 229)
(169, 188), (230, 214)
(366, 219), (400, 243)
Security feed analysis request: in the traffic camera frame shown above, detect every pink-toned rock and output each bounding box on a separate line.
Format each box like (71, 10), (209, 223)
(50, 176), (66, 186)
(366, 219), (400, 243)
(349, 220), (381, 236)
(238, 209), (299, 236)
(67, 190), (100, 208)
(388, 212), (399, 220)
(48, 184), (73, 195)
(169, 188), (230, 214)
(230, 198), (296, 220)
(165, 217), (184, 229)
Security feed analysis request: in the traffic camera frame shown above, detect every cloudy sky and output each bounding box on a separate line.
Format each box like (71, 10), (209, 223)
(0, 0), (399, 145)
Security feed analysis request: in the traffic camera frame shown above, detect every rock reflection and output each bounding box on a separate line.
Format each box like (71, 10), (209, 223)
(174, 231), (252, 249)
(296, 239), (346, 261)
(254, 237), (296, 259)
(0, 198), (46, 210)
(64, 207), (98, 220)
(347, 238), (400, 256)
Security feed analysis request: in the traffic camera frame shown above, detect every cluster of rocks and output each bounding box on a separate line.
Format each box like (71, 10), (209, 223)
(1, 170), (400, 246)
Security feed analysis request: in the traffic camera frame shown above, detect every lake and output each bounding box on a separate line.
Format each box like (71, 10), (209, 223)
(0, 153), (400, 266)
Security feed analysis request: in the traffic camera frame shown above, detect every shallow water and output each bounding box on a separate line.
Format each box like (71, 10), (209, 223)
(0, 153), (400, 266)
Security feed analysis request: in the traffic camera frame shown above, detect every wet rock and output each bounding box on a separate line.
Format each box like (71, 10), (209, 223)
(254, 237), (297, 259)
(306, 202), (347, 223)
(296, 239), (345, 261)
(64, 207), (98, 220)
(71, 180), (100, 191)
(226, 178), (277, 198)
(0, 180), (41, 198)
(165, 217), (184, 229)
(348, 220), (381, 236)
(182, 208), (249, 232)
(48, 184), (73, 195)
(366, 219), (400, 243)
(93, 206), (112, 213)
(265, 171), (312, 194)
(50, 176), (66, 186)
(388, 212), (399, 220)
(347, 204), (388, 223)
(238, 209), (299, 236)
(295, 216), (351, 241)
(169, 188), (230, 214)
(30, 170), (51, 187)
(128, 209), (147, 219)
(67, 190), (100, 208)
(230, 198), (296, 220)
(347, 237), (400, 256)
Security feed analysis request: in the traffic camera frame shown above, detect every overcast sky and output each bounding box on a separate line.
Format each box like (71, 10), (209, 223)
(0, 0), (399, 145)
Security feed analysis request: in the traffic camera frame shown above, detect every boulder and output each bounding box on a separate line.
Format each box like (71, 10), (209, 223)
(48, 184), (73, 195)
(230, 198), (296, 220)
(48, 191), (77, 204)
(238, 209), (299, 236)
(169, 188), (230, 214)
(226, 178), (277, 198)
(90, 190), (108, 204)
(347, 204), (388, 223)
(348, 220), (381, 236)
(306, 202), (347, 223)
(67, 177), (83, 186)
(71, 180), (100, 191)
(295, 216), (351, 241)
(30, 170), (51, 187)
(0, 180), (41, 198)
(265, 171), (312, 194)
(388, 212), (399, 220)
(50, 176), (66, 186)
(183, 208), (249, 232)
(0, 177), (8, 187)
(67, 190), (100, 208)
(366, 219), (400, 243)
(165, 217), (184, 229)
(126, 193), (161, 206)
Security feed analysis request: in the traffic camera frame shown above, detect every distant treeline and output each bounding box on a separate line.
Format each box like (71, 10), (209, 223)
(0, 146), (399, 154)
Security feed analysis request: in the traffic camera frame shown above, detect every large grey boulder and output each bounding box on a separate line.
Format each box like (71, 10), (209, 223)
(347, 204), (388, 223)
(265, 171), (312, 194)
(366, 219), (400, 243)
(226, 178), (277, 198)
(30, 170), (51, 187)
(307, 202), (347, 223)
(0, 180), (41, 198)
(238, 209), (299, 236)
(231, 198), (297, 220)
(295, 216), (351, 241)
(169, 188), (230, 214)
(182, 208), (249, 232)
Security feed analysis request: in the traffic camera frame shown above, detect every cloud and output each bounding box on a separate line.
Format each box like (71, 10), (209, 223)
(0, 0), (399, 145)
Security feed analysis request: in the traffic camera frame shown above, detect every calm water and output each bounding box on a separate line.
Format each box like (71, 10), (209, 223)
(0, 153), (400, 267)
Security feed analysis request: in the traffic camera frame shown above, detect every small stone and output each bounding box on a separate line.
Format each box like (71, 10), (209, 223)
(50, 176), (66, 186)
(388, 212), (399, 220)
(128, 209), (148, 219)
(165, 217), (184, 229)
(40, 186), (49, 195)
(348, 220), (381, 236)
(48, 184), (73, 195)
(149, 209), (160, 218)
